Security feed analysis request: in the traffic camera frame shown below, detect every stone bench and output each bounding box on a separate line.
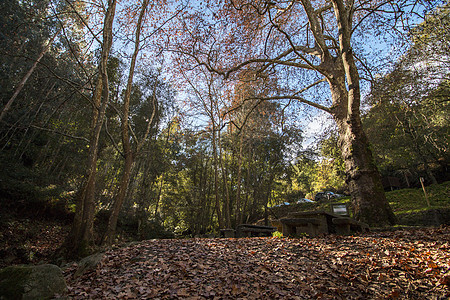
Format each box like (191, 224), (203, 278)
(236, 224), (276, 237)
(332, 217), (369, 235)
(280, 218), (321, 237)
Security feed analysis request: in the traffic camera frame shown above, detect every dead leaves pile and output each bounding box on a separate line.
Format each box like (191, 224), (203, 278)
(64, 227), (449, 299)
(0, 219), (69, 267)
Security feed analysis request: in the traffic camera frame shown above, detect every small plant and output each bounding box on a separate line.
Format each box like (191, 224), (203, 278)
(272, 231), (283, 238)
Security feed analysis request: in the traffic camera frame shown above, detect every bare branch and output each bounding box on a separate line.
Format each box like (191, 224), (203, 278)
(137, 80), (158, 153)
(267, 8), (329, 77)
(104, 117), (124, 157)
(63, 0), (102, 45)
(30, 125), (89, 142)
(292, 78), (327, 96)
(227, 98), (264, 132)
(252, 95), (331, 114)
(299, 0), (332, 61)
(352, 0), (393, 34)
(53, 8), (94, 89)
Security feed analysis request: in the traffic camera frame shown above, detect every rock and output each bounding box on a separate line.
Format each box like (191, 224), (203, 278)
(0, 264), (67, 300)
(74, 252), (104, 278)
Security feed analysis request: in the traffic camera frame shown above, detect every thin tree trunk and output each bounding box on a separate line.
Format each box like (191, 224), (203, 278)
(102, 153), (134, 244)
(264, 172), (275, 226)
(66, 0), (116, 257)
(212, 124), (223, 229)
(102, 0), (149, 246)
(218, 130), (231, 228)
(408, 123), (438, 184)
(404, 172), (411, 188)
(154, 176), (164, 219)
(154, 121), (173, 219)
(243, 162), (251, 224)
(235, 132), (244, 225)
(0, 28), (62, 122)
(202, 158), (212, 234)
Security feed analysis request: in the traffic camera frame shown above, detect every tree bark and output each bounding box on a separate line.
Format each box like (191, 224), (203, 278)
(154, 175), (164, 219)
(102, 151), (134, 245)
(328, 0), (395, 226)
(66, 0), (116, 256)
(234, 132), (244, 225)
(212, 122), (224, 229)
(178, 0), (397, 227)
(218, 130), (231, 228)
(333, 101), (396, 226)
(102, 0), (149, 246)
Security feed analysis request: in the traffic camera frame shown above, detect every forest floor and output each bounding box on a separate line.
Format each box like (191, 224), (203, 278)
(0, 217), (70, 268)
(62, 227), (450, 299)
(1, 217), (449, 299)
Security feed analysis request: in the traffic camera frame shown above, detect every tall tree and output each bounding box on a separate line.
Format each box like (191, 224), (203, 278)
(67, 0), (117, 256)
(171, 0), (443, 226)
(102, 0), (153, 245)
(0, 0), (94, 192)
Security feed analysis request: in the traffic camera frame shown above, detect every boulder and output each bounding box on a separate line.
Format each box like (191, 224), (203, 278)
(0, 264), (67, 300)
(74, 252), (104, 278)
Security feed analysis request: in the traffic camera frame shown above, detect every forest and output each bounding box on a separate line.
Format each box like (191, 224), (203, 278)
(1, 0), (449, 298)
(0, 0), (449, 261)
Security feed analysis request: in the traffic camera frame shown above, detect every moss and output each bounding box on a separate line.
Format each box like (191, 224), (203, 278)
(0, 265), (32, 299)
(387, 181), (450, 213)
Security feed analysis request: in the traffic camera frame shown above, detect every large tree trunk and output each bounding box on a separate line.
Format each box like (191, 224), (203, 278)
(327, 0), (395, 226)
(334, 106), (396, 226)
(328, 68), (395, 226)
(66, 0), (116, 257)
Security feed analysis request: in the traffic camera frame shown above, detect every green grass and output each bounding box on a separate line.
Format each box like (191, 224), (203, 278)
(386, 181), (450, 214)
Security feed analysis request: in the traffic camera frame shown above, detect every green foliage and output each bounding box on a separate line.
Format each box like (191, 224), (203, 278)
(410, 3), (450, 56)
(1, 0), (447, 245)
(0, 0), (93, 214)
(137, 220), (175, 240)
(286, 133), (347, 202)
(291, 155), (317, 196)
(0, 153), (41, 201)
(364, 3), (449, 184)
(272, 231), (283, 238)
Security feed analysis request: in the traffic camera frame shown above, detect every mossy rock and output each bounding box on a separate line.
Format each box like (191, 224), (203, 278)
(74, 252), (104, 278)
(0, 264), (67, 299)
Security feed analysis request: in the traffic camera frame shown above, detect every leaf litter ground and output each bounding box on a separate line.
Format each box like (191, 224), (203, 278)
(64, 227), (450, 299)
